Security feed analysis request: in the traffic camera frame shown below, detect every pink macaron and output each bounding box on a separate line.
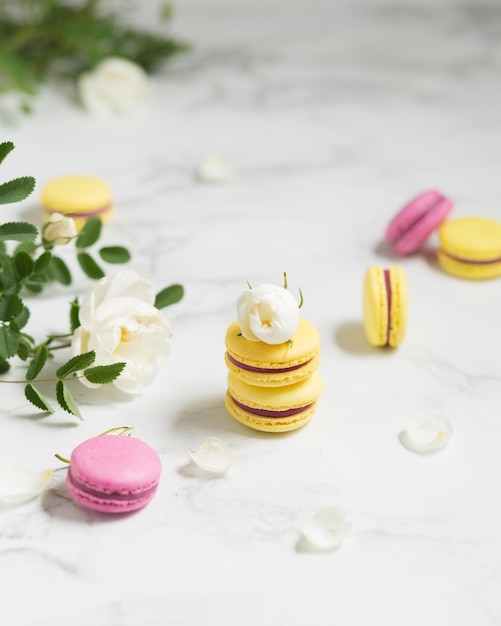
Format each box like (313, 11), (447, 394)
(385, 189), (453, 255)
(66, 434), (162, 514)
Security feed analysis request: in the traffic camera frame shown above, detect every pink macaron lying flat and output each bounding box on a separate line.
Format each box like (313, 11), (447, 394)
(385, 189), (453, 255)
(66, 435), (161, 514)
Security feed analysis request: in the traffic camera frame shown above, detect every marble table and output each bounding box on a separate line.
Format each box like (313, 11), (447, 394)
(1, 1), (501, 624)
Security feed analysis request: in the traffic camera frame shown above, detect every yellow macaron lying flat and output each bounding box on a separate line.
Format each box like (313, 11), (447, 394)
(363, 265), (408, 348)
(437, 216), (501, 280)
(225, 317), (320, 387)
(41, 176), (114, 227)
(226, 370), (323, 433)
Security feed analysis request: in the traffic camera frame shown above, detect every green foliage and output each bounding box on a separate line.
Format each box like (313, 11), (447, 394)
(99, 246), (131, 264)
(84, 362), (126, 385)
(0, 0), (189, 105)
(155, 284), (185, 309)
(76, 217), (101, 248)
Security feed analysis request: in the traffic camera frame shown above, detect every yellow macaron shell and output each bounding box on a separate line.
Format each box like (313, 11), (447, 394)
(41, 176), (114, 225)
(225, 317), (320, 387)
(363, 265), (408, 348)
(226, 370), (323, 433)
(437, 216), (501, 280)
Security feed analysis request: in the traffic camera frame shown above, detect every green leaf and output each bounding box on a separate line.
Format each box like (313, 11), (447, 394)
(0, 222), (38, 243)
(56, 350), (96, 378)
(76, 218), (102, 248)
(0, 254), (17, 294)
(0, 325), (19, 358)
(13, 305), (30, 330)
(14, 250), (34, 278)
(0, 177), (36, 204)
(17, 339), (30, 361)
(98, 246), (131, 264)
(24, 281), (44, 293)
(56, 380), (83, 420)
(0, 294), (23, 321)
(48, 255), (72, 285)
(69, 298), (80, 333)
(25, 384), (55, 414)
(34, 251), (52, 272)
(77, 252), (105, 280)
(0, 242), (6, 255)
(0, 141), (15, 166)
(83, 362), (126, 385)
(154, 284), (184, 309)
(0, 357), (10, 374)
(26, 345), (49, 380)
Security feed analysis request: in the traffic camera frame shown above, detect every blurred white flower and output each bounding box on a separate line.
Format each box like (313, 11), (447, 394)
(196, 155), (234, 183)
(43, 212), (77, 245)
(189, 437), (235, 474)
(71, 270), (171, 393)
(237, 284), (300, 344)
(301, 507), (352, 551)
(400, 413), (453, 454)
(78, 57), (150, 116)
(0, 466), (52, 504)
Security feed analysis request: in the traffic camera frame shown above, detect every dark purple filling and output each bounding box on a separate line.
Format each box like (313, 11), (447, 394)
(393, 195), (446, 242)
(68, 469), (158, 502)
(226, 352), (310, 373)
(43, 203), (112, 219)
(230, 395), (313, 418)
(442, 251), (501, 265)
(384, 269), (392, 346)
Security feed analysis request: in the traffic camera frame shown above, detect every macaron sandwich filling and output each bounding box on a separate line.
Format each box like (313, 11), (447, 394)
(67, 469), (159, 502)
(229, 395), (314, 418)
(439, 251), (501, 265)
(384, 269), (392, 346)
(43, 203), (113, 220)
(226, 352), (312, 374)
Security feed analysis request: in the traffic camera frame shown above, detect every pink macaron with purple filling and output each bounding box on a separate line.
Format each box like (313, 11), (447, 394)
(385, 189), (453, 255)
(66, 434), (161, 514)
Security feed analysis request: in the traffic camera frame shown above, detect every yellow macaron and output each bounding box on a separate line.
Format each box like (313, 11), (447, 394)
(224, 317), (320, 387)
(437, 216), (501, 280)
(363, 265), (408, 348)
(41, 176), (114, 227)
(225, 370), (323, 433)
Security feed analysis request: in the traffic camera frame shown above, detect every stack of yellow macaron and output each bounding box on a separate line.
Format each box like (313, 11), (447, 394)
(224, 282), (323, 433)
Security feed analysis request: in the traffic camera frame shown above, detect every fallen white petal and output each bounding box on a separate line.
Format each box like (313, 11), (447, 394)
(0, 466), (53, 504)
(196, 155), (234, 183)
(302, 507), (351, 551)
(401, 413), (453, 454)
(189, 437), (235, 474)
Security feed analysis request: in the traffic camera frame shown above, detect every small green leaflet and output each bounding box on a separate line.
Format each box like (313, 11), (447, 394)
(76, 218), (102, 248)
(0, 325), (19, 358)
(14, 250), (34, 278)
(25, 384), (54, 414)
(26, 344), (49, 380)
(56, 350), (96, 378)
(48, 255), (72, 285)
(0, 177), (36, 204)
(77, 252), (105, 280)
(0, 141), (15, 165)
(154, 284), (184, 309)
(0, 294), (23, 321)
(84, 362), (126, 385)
(56, 380), (82, 420)
(69, 298), (80, 333)
(0, 221), (38, 243)
(98, 246), (131, 264)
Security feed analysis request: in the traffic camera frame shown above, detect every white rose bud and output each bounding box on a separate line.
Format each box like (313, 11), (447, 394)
(43, 213), (77, 246)
(71, 270), (171, 393)
(78, 57), (150, 116)
(237, 284), (300, 345)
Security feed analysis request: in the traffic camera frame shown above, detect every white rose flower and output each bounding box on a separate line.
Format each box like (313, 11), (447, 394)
(237, 284), (300, 344)
(78, 57), (150, 116)
(71, 270), (171, 393)
(43, 212), (77, 245)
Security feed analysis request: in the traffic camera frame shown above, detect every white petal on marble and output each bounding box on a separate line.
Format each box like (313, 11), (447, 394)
(0, 466), (53, 504)
(188, 437), (236, 474)
(196, 155), (234, 183)
(301, 507), (352, 551)
(400, 413), (453, 454)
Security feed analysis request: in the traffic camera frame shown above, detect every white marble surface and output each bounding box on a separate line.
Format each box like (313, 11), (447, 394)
(1, 0), (501, 624)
